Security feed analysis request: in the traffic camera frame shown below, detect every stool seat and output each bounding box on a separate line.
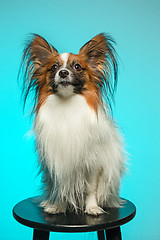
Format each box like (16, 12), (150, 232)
(13, 197), (136, 239)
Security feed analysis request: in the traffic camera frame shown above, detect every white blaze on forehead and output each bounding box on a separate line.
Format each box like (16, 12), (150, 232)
(60, 53), (70, 67)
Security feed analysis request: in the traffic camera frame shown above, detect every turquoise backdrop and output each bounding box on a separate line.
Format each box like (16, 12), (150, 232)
(1, 0), (160, 239)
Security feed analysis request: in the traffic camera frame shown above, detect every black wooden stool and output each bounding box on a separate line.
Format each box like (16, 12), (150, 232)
(13, 197), (136, 240)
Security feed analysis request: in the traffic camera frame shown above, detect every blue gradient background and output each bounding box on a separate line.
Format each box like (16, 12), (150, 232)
(1, 0), (160, 239)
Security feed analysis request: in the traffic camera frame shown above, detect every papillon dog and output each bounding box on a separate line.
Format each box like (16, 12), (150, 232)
(20, 33), (125, 216)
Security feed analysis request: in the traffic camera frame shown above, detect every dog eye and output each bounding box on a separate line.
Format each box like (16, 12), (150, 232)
(51, 64), (59, 71)
(74, 64), (82, 71)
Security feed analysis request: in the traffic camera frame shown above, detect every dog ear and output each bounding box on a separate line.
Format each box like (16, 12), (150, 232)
(79, 32), (118, 81)
(79, 33), (108, 67)
(79, 33), (118, 110)
(20, 34), (58, 112)
(23, 34), (58, 67)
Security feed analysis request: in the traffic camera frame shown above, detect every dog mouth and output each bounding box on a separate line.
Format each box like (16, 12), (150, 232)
(50, 78), (85, 94)
(59, 81), (73, 87)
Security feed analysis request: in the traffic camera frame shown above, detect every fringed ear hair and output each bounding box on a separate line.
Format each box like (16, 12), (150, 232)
(19, 34), (58, 114)
(79, 33), (118, 110)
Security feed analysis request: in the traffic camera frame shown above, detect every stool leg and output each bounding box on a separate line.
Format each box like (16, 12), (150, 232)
(105, 227), (122, 240)
(97, 230), (105, 240)
(33, 229), (50, 240)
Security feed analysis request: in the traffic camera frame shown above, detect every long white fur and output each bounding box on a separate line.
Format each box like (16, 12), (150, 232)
(35, 93), (125, 214)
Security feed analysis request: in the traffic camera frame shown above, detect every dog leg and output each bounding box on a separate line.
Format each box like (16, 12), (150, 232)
(85, 171), (105, 216)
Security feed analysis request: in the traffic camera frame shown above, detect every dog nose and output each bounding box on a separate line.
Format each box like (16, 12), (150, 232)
(59, 70), (69, 78)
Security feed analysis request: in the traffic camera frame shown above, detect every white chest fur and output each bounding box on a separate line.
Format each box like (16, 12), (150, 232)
(35, 93), (123, 172)
(35, 94), (102, 172)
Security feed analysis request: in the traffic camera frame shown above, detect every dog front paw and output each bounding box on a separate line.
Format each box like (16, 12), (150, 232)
(43, 204), (66, 214)
(40, 200), (50, 208)
(85, 205), (105, 216)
